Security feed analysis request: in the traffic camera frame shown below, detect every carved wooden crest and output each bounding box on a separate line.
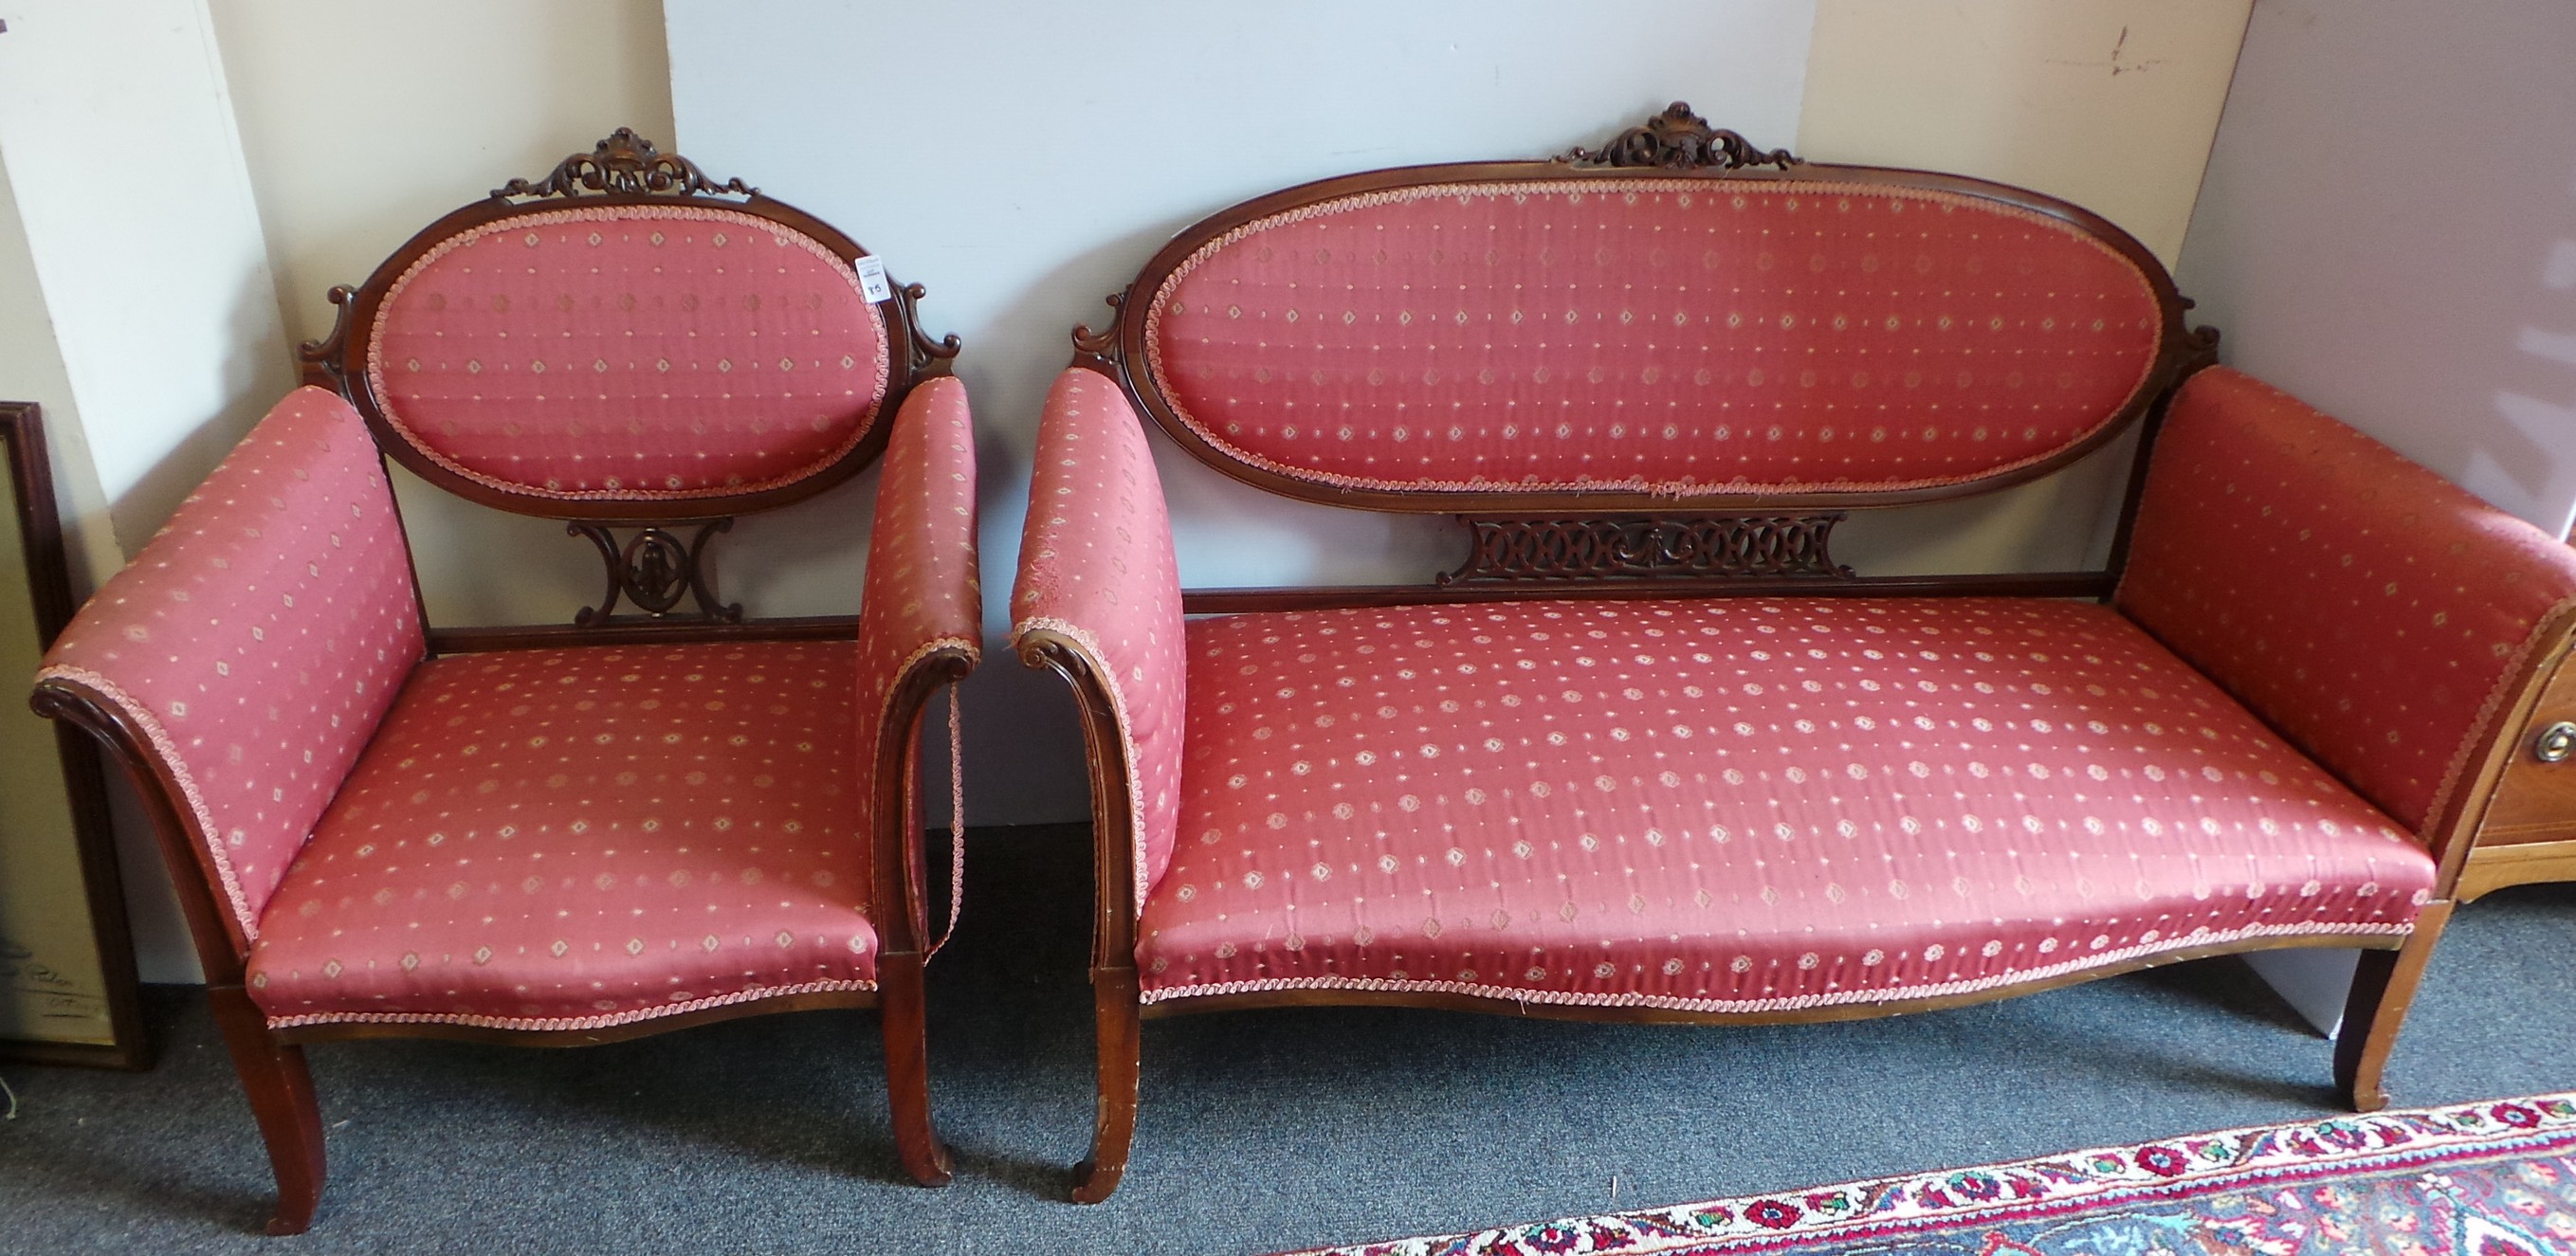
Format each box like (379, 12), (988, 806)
(1562, 101), (1798, 172)
(1070, 293), (1127, 371)
(494, 128), (754, 200)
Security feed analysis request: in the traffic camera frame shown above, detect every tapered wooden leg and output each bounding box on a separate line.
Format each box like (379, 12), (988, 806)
(2336, 900), (2455, 1113)
(1071, 964), (1142, 1205)
(206, 985), (324, 1235)
(876, 950), (953, 1187)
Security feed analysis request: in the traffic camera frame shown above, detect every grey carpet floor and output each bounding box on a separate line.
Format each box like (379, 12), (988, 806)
(5, 825), (2573, 1255)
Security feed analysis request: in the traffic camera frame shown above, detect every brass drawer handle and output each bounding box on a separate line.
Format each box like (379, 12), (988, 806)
(2537, 721), (2576, 763)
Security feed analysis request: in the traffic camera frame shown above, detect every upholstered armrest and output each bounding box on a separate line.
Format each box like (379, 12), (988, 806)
(32, 388), (425, 953)
(853, 375), (981, 948)
(855, 375), (981, 705)
(2118, 367), (2576, 845)
(1010, 367), (1187, 914)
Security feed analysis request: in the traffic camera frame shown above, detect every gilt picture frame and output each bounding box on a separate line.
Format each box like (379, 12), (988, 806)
(0, 401), (146, 1068)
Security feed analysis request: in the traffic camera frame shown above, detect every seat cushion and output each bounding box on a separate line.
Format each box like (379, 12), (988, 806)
(248, 641), (876, 1031)
(1138, 598), (2436, 1013)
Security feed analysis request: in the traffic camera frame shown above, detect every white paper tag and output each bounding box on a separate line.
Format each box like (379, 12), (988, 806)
(853, 255), (893, 303)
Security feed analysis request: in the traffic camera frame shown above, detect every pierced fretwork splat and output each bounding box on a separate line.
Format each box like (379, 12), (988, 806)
(567, 519), (743, 626)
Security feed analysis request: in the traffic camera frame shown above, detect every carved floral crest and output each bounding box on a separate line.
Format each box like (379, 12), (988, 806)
(494, 128), (754, 200)
(1562, 101), (1798, 172)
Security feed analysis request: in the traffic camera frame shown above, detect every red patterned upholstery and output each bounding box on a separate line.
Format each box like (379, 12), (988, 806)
(1137, 598), (2432, 1012)
(1011, 368), (1189, 901)
(37, 388), (425, 945)
(853, 376), (980, 841)
(2118, 368), (2576, 835)
(365, 205), (890, 503)
(1144, 180), (2163, 499)
(247, 642), (875, 1031)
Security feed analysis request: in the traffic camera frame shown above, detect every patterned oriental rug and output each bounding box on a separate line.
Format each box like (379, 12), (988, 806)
(1277, 1095), (2576, 1256)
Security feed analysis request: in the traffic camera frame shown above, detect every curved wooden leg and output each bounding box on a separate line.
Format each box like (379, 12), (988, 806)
(2336, 900), (2455, 1113)
(876, 950), (953, 1187)
(1071, 964), (1141, 1205)
(207, 985), (324, 1235)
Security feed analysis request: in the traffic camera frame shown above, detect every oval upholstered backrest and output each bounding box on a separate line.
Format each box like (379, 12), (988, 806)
(365, 208), (886, 504)
(1117, 149), (2188, 511)
(327, 135), (921, 520)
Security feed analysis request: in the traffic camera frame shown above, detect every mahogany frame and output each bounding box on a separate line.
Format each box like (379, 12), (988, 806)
(0, 402), (148, 1071)
(2452, 631), (2576, 901)
(1025, 103), (2526, 1204)
(27, 134), (970, 1233)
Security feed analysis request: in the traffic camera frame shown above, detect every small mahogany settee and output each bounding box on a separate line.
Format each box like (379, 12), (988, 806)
(1013, 104), (2576, 1200)
(30, 133), (979, 1232)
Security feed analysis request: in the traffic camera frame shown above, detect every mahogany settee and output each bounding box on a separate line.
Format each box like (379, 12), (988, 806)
(1012, 104), (2576, 1200)
(30, 133), (979, 1232)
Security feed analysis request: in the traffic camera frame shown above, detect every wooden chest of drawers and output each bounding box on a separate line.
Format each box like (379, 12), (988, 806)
(2460, 636), (2576, 900)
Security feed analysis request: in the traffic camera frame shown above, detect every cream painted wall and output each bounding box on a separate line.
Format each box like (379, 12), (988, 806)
(209, 0), (680, 628)
(1801, 0), (2253, 267)
(0, 1), (294, 561)
(0, 155), (117, 592)
(0, 1), (300, 985)
(1798, 0), (2253, 579)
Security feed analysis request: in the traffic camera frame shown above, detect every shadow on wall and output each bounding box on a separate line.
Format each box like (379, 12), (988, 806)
(2468, 164), (2576, 537)
(104, 273), (297, 558)
(2176, 2), (2576, 539)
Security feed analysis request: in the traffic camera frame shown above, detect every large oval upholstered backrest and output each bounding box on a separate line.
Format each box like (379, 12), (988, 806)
(327, 131), (926, 519)
(1113, 116), (2188, 512)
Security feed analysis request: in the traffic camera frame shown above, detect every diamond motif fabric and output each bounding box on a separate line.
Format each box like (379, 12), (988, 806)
(366, 205), (890, 502)
(37, 388), (425, 944)
(1012, 368), (1189, 902)
(1145, 180), (2163, 498)
(247, 642), (877, 1030)
(1137, 597), (2432, 1012)
(852, 376), (980, 860)
(2118, 367), (2576, 836)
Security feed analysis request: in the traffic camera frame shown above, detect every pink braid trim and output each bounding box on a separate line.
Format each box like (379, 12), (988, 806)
(1014, 614), (1160, 914)
(933, 684), (966, 956)
(263, 977), (877, 1033)
(37, 664), (263, 942)
(1141, 919), (2415, 1012)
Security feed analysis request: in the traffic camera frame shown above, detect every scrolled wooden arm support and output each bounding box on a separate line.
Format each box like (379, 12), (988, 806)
(32, 677), (324, 1233)
(1069, 293), (1127, 373)
(295, 285), (360, 391)
(894, 282), (963, 376)
(864, 644), (977, 1190)
(1015, 629), (1142, 1204)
